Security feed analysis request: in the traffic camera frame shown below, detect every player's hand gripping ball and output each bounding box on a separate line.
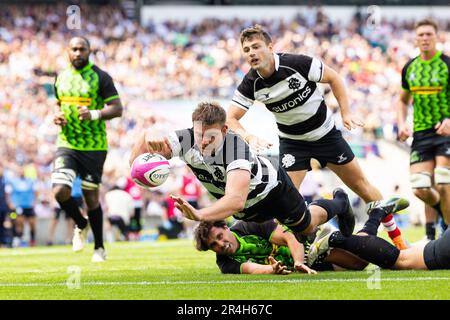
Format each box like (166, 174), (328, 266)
(130, 153), (170, 188)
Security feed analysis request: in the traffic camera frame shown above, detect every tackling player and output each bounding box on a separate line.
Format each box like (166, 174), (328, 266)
(130, 101), (356, 271)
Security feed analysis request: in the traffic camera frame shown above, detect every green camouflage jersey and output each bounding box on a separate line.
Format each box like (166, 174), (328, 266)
(54, 62), (120, 151)
(216, 220), (295, 274)
(401, 51), (450, 132)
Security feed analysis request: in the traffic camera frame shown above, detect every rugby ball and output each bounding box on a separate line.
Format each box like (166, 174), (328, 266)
(130, 153), (170, 188)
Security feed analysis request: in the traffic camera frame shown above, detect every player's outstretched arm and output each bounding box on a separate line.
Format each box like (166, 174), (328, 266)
(241, 257), (291, 275)
(227, 105), (272, 152)
(226, 105), (250, 139)
(321, 64), (364, 130)
(129, 131), (173, 166)
(270, 224), (317, 274)
(175, 169), (250, 222)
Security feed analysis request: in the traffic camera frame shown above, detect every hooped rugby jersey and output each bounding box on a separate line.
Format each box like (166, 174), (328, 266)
(167, 128), (279, 208)
(232, 53), (334, 141)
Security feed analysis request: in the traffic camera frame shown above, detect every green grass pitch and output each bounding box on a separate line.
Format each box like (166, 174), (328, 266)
(0, 226), (449, 300)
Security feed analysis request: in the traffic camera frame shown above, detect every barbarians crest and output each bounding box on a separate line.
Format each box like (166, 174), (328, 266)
(288, 78), (302, 91)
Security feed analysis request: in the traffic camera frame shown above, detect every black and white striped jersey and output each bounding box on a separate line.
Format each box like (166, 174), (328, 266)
(232, 53), (335, 141)
(167, 128), (279, 208)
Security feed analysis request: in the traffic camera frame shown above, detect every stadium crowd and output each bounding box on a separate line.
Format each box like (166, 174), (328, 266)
(1, 4), (450, 246)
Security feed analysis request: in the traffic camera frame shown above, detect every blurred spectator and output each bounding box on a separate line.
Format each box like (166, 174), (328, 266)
(0, 164), (12, 247)
(104, 184), (134, 242)
(180, 167), (203, 209)
(158, 193), (184, 240)
(121, 176), (144, 239)
(5, 166), (37, 247)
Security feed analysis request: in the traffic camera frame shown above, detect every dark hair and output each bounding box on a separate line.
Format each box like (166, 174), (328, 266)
(192, 101), (226, 126)
(194, 220), (228, 251)
(239, 24), (272, 46)
(415, 19), (438, 32)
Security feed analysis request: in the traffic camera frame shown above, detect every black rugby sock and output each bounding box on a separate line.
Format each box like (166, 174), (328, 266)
(426, 222), (436, 241)
(433, 202), (444, 218)
(312, 198), (347, 221)
(88, 206), (104, 250)
(358, 208), (386, 236)
(329, 231), (400, 269)
(59, 197), (87, 229)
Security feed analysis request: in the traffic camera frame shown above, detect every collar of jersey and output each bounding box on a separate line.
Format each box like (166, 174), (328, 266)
(231, 231), (243, 254)
(70, 61), (94, 73)
(419, 51), (441, 63)
(256, 53), (280, 79)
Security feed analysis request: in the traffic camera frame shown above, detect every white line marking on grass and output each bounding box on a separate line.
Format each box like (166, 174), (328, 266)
(0, 242), (190, 257)
(1, 277), (449, 287)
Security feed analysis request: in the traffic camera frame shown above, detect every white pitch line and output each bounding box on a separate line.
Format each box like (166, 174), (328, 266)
(0, 242), (191, 257)
(1, 277), (449, 288)
(0, 242), (194, 257)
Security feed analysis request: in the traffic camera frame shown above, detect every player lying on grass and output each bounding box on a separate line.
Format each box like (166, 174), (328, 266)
(308, 197), (450, 270)
(193, 198), (408, 274)
(130, 101), (356, 272)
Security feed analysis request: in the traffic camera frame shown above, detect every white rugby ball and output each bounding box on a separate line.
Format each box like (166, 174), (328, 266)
(130, 153), (170, 188)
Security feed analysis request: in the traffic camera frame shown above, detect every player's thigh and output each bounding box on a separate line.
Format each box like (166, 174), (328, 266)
(286, 170), (308, 190)
(435, 155), (450, 167)
(325, 248), (368, 270)
(395, 244), (428, 270)
(77, 150), (107, 191)
(410, 160), (435, 174)
(327, 158), (366, 187)
(51, 148), (79, 193)
(409, 134), (436, 175)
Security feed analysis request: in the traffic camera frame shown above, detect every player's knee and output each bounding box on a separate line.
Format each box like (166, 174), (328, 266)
(410, 172), (432, 201)
(434, 167), (450, 196)
(413, 188), (433, 201)
(53, 185), (71, 202)
(434, 167), (450, 184)
(51, 169), (75, 202)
